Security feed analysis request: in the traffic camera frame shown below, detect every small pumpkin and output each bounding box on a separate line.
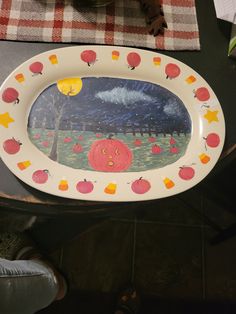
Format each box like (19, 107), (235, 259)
(88, 136), (133, 172)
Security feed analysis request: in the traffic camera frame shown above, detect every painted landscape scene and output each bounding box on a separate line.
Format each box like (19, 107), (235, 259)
(27, 77), (192, 172)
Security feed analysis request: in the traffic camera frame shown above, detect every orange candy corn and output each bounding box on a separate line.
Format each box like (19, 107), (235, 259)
(17, 160), (31, 170)
(104, 182), (117, 194)
(163, 177), (175, 189)
(199, 153), (211, 164)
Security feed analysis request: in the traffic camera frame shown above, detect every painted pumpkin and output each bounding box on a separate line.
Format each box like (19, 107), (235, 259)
(88, 137), (133, 172)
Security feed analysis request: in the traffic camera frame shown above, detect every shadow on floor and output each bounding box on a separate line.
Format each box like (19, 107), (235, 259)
(29, 187), (236, 313)
(39, 290), (236, 314)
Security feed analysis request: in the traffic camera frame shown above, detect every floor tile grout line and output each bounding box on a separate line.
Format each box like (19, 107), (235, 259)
(201, 192), (206, 300)
(201, 226), (206, 300)
(131, 217), (137, 283)
(59, 246), (64, 269)
(110, 217), (211, 229)
(177, 195), (222, 232)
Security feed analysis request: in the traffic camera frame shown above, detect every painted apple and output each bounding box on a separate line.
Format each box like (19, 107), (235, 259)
(165, 63), (181, 79)
(76, 179), (94, 194)
(64, 137), (72, 143)
(170, 137), (176, 145)
(205, 133), (220, 148)
(32, 169), (49, 184)
(179, 166), (195, 180)
(131, 177), (151, 194)
(170, 146), (179, 154)
(127, 52), (141, 70)
(3, 138), (21, 154)
(194, 87), (210, 102)
(134, 139), (142, 146)
(42, 141), (49, 148)
(151, 144), (162, 154)
(88, 137), (133, 172)
(29, 62), (43, 75)
(148, 137), (156, 143)
(2, 88), (19, 104)
(73, 143), (83, 153)
(81, 50), (97, 66)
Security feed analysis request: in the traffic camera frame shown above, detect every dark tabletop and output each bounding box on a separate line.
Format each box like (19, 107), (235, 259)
(0, 0), (235, 215)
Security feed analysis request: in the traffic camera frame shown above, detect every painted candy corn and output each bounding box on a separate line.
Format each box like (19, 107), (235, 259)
(15, 73), (25, 83)
(112, 50), (120, 61)
(185, 75), (196, 84)
(104, 182), (117, 194)
(163, 177), (175, 189)
(199, 153), (211, 164)
(17, 160), (31, 170)
(58, 179), (69, 191)
(153, 57), (161, 66)
(49, 54), (58, 64)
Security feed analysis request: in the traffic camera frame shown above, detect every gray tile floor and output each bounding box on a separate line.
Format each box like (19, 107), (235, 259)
(32, 187), (236, 307)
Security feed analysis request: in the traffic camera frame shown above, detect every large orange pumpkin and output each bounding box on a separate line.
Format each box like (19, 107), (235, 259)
(88, 137), (133, 172)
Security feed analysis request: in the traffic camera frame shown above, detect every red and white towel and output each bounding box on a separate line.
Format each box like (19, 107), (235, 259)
(0, 0), (200, 50)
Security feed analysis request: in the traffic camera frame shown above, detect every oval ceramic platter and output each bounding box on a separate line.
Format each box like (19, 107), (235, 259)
(0, 46), (225, 202)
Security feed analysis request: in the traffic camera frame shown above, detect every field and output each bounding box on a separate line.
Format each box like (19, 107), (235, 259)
(28, 128), (191, 172)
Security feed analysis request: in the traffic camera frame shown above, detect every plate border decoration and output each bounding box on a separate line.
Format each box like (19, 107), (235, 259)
(0, 46), (225, 202)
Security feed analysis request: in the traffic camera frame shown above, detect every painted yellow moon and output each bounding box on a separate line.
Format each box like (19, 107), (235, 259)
(57, 78), (83, 96)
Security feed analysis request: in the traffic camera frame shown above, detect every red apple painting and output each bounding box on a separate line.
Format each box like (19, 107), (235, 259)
(76, 179), (94, 194)
(3, 138), (22, 154)
(2, 88), (19, 104)
(29, 62), (44, 75)
(165, 63), (181, 79)
(88, 136), (133, 172)
(32, 169), (49, 184)
(131, 177), (151, 194)
(204, 133), (220, 148)
(194, 87), (210, 102)
(81, 50), (97, 66)
(178, 166), (195, 180)
(127, 52), (141, 70)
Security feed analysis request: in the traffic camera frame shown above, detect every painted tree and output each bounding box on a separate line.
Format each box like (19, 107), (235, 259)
(52, 78), (83, 160)
(39, 78), (83, 161)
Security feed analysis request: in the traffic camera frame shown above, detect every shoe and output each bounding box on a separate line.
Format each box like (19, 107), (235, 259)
(115, 285), (140, 314)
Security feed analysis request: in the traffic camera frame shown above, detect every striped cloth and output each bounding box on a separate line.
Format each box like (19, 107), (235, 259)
(0, 0), (200, 50)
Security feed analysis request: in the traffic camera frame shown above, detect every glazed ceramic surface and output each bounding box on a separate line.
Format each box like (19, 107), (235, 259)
(0, 46), (225, 201)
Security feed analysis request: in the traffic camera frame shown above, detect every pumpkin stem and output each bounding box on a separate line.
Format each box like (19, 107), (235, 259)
(84, 179), (87, 182)
(139, 177), (142, 180)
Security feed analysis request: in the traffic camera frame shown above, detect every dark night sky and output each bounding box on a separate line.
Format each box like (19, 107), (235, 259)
(28, 77), (192, 134)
